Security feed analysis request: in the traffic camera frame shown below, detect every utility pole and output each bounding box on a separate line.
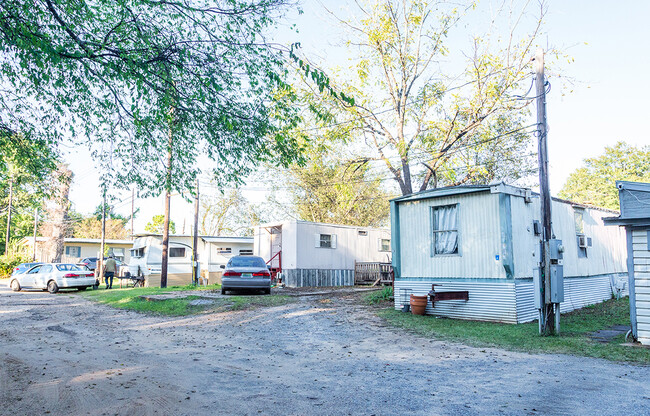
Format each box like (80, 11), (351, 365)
(32, 208), (38, 261)
(4, 174), (13, 255)
(99, 186), (106, 285)
(192, 179), (200, 285)
(535, 48), (562, 336)
(131, 187), (135, 239)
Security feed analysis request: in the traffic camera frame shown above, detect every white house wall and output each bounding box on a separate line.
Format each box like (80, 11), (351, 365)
(254, 221), (298, 269)
(398, 191), (505, 279)
(205, 241), (254, 272)
(633, 229), (650, 345)
(295, 222), (391, 270)
(511, 197), (627, 279)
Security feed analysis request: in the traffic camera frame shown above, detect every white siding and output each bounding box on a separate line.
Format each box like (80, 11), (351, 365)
(295, 222), (390, 270)
(511, 197), (627, 278)
(398, 192), (504, 279)
(254, 220), (390, 272)
(394, 280), (517, 323)
(633, 228), (650, 345)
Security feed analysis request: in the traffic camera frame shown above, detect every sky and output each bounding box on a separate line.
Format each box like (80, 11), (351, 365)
(62, 0), (650, 234)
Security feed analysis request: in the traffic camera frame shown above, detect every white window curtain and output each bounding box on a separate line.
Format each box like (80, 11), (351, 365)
(433, 205), (458, 255)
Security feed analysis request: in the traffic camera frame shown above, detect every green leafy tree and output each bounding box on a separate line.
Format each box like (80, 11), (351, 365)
(200, 188), (265, 237)
(0, 135), (58, 254)
(1, 0), (305, 192)
(293, 0), (548, 195)
(559, 142), (650, 210)
(1, 0), (306, 286)
(145, 215), (176, 235)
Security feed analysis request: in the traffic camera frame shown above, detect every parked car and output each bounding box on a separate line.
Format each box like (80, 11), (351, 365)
(11, 262), (43, 276)
(220, 255), (271, 295)
(10, 263), (97, 293)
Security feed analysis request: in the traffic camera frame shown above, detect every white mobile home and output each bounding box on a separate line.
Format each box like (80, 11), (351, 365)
(22, 237), (133, 264)
(129, 234), (253, 287)
(391, 183), (627, 323)
(254, 220), (392, 287)
(605, 181), (650, 345)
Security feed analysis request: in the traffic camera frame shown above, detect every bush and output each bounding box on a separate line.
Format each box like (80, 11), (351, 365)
(0, 253), (31, 279)
(366, 286), (394, 304)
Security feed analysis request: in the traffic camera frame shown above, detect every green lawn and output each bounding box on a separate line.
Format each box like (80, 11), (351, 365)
(375, 297), (650, 364)
(79, 284), (293, 316)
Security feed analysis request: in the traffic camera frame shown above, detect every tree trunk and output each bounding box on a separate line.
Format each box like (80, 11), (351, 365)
(160, 127), (173, 288)
(4, 174), (13, 255)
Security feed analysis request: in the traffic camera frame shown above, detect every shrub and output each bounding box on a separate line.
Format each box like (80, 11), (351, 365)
(366, 286), (394, 304)
(0, 253), (31, 279)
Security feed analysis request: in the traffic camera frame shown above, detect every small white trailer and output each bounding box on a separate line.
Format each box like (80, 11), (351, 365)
(128, 234), (253, 287)
(254, 220), (392, 287)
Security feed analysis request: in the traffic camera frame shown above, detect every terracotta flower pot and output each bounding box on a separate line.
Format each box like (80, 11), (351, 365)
(410, 294), (428, 316)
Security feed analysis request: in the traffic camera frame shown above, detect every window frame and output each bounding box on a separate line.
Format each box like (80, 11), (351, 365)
(169, 247), (186, 258)
(430, 203), (461, 257)
(239, 249), (253, 256)
(379, 238), (391, 252)
(319, 234), (332, 249)
(574, 208), (588, 258)
(65, 246), (81, 257)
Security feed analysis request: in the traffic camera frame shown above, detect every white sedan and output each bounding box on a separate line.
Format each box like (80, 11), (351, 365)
(9, 263), (97, 293)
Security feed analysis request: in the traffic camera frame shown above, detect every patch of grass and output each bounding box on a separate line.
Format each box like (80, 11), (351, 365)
(79, 284), (293, 316)
(365, 286), (393, 305)
(378, 297), (650, 364)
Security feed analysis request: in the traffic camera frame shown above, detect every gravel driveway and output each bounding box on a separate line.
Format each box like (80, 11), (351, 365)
(1, 283), (649, 416)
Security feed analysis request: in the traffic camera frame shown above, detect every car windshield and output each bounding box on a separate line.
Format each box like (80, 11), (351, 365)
(56, 264), (83, 271)
(228, 257), (266, 268)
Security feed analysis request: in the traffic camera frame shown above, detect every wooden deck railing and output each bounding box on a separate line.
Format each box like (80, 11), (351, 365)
(354, 261), (393, 286)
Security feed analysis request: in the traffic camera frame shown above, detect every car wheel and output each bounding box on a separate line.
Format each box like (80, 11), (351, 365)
(93, 283), (99, 290)
(10, 280), (20, 292)
(78, 287), (87, 291)
(265, 288), (271, 295)
(47, 280), (59, 294)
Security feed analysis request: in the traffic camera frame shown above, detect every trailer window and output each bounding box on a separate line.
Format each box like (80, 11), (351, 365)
(239, 249), (253, 256)
(432, 204), (459, 255)
(131, 248), (145, 258)
(169, 247), (185, 258)
(574, 209), (587, 258)
(379, 239), (391, 252)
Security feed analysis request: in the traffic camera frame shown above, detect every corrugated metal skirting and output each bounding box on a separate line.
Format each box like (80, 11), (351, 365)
(283, 269), (355, 288)
(515, 274), (622, 323)
(395, 275), (624, 324)
(394, 280), (518, 324)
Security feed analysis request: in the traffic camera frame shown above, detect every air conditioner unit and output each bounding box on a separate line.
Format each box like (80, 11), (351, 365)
(578, 235), (588, 248)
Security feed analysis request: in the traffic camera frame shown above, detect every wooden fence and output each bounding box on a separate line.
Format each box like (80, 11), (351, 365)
(354, 261), (393, 286)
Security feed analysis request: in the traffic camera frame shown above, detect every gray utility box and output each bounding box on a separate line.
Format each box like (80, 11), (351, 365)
(533, 268), (543, 309)
(533, 265), (564, 306)
(549, 264), (564, 303)
(549, 239), (563, 260)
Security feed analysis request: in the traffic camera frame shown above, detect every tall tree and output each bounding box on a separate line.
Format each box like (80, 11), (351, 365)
(559, 142), (650, 210)
(41, 164), (72, 262)
(284, 155), (392, 227)
(2, 0), (307, 286)
(0, 135), (57, 254)
(294, 0), (546, 195)
(199, 188), (263, 237)
(145, 215), (176, 235)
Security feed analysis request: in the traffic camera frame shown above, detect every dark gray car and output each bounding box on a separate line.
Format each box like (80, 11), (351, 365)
(220, 255), (271, 295)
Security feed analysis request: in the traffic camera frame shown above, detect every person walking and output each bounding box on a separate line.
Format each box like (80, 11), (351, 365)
(103, 255), (117, 289)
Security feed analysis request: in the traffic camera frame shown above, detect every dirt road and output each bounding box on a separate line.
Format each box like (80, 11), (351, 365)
(1, 284), (649, 416)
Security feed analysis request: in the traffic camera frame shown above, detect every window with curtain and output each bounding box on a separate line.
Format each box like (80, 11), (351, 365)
(432, 204), (459, 255)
